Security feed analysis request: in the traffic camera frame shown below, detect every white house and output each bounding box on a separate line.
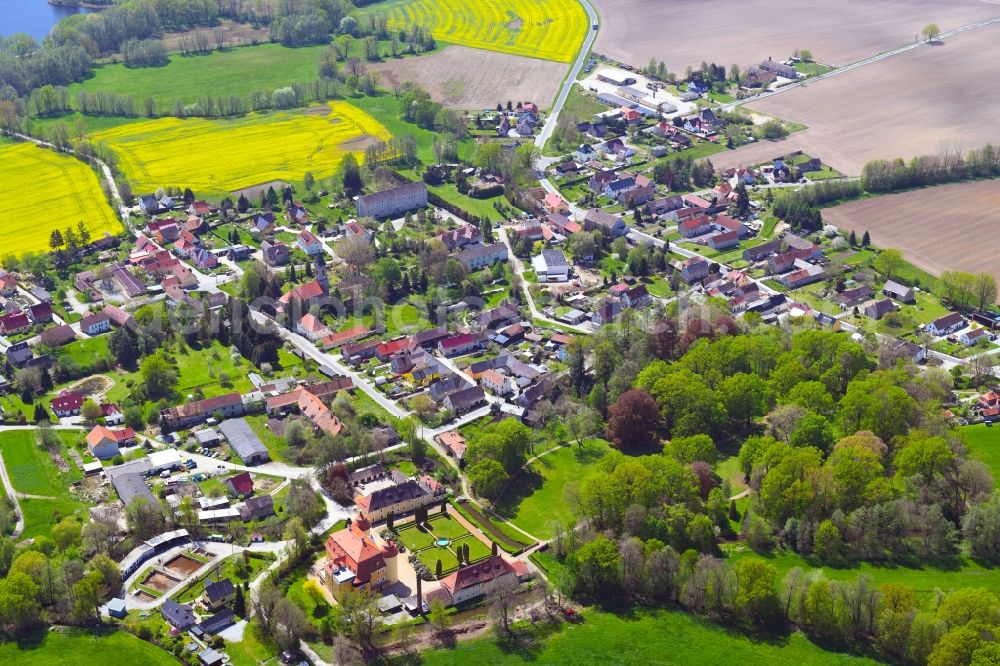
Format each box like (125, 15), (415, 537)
(296, 230), (324, 256)
(80, 312), (112, 335)
(926, 312), (965, 337)
(295, 313), (330, 342)
(960, 328), (990, 346)
(148, 449), (183, 474)
(531, 249), (570, 283)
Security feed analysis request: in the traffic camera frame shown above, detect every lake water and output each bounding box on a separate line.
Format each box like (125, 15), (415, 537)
(0, 0), (97, 42)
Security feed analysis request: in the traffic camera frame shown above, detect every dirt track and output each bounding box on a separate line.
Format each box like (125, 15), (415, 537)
(591, 0), (999, 72)
(372, 46), (566, 110)
(710, 23), (1000, 176)
(823, 181), (1000, 285)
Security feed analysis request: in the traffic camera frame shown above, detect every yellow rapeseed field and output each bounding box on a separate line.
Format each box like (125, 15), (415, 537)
(360, 0), (587, 63)
(93, 102), (391, 195)
(0, 142), (120, 258)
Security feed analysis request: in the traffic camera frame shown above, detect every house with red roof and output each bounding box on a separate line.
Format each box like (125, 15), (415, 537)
(542, 192), (568, 215)
(0, 311), (31, 335)
(295, 313), (330, 342)
(438, 430), (467, 460)
(438, 332), (486, 357)
(678, 214), (712, 238)
(324, 516), (396, 597)
(86, 425), (136, 459)
(319, 325), (371, 350)
(432, 556), (519, 606)
(0, 274), (16, 296)
(52, 390), (85, 417)
(225, 472), (254, 497)
(375, 337), (410, 362)
(297, 229), (324, 256)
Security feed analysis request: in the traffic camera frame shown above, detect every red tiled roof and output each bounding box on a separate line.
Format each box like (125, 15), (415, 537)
(227, 472), (254, 495)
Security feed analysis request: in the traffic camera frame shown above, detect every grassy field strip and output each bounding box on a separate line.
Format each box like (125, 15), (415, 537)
(0, 142), (120, 258)
(92, 102), (390, 195)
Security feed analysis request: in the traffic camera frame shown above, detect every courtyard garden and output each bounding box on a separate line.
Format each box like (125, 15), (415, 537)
(395, 513), (496, 577)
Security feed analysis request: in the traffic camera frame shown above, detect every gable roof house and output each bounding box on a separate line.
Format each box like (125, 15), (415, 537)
(297, 229), (324, 256)
(759, 57), (798, 79)
(620, 284), (652, 309)
(927, 312), (966, 336)
(434, 556), (519, 607)
(225, 471), (255, 497)
(678, 214), (712, 238)
(458, 244), (508, 271)
(159, 392), (245, 432)
(742, 238), (783, 263)
(960, 327), (990, 346)
(583, 209), (627, 237)
(86, 425), (136, 460)
(707, 230), (739, 250)
(295, 313), (331, 342)
(0, 311), (31, 335)
(40, 324), (76, 348)
(51, 390), (84, 417)
(863, 298), (899, 321)
(443, 385), (487, 414)
(355, 479), (435, 522)
(261, 240), (291, 267)
(240, 494), (275, 521)
(532, 249), (570, 283)
(680, 257), (710, 283)
(837, 284), (874, 309)
(438, 224), (482, 251)
(202, 578), (236, 611)
(439, 332), (486, 357)
(882, 279), (916, 304)
(161, 599), (196, 630)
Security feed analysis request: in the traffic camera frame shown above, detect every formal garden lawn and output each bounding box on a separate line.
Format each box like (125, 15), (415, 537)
(409, 606), (883, 665)
(494, 439), (612, 540)
(0, 629), (178, 665)
(397, 514), (495, 576)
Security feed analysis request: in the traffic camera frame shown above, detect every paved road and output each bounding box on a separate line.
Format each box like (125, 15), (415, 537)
(535, 0), (599, 150)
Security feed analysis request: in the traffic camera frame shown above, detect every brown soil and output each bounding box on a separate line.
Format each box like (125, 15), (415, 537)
(231, 180), (288, 199)
(716, 23), (1000, 176)
(339, 136), (384, 151)
(133, 590), (157, 602)
(371, 46), (566, 109)
(591, 0), (999, 72)
(143, 571), (181, 592)
(304, 105), (332, 116)
(164, 554), (203, 576)
(823, 180), (1000, 288)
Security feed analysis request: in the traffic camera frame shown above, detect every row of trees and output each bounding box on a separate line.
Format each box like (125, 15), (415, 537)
(861, 144), (1000, 193)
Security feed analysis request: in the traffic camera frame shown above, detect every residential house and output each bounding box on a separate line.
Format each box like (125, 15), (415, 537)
(707, 230), (739, 250)
(546, 214), (583, 237)
(227, 245), (252, 261)
(261, 241), (290, 267)
(190, 248), (218, 270)
(439, 332), (486, 357)
(743, 66), (777, 88)
(592, 297), (621, 325)
(759, 58), (798, 79)
(679, 257), (710, 283)
(86, 425), (136, 460)
(837, 284), (874, 309)
(296, 313), (330, 342)
(438, 431), (467, 460)
(532, 249), (570, 283)
(678, 214), (712, 238)
(927, 312), (965, 336)
(882, 280), (916, 304)
(319, 324), (371, 350)
(202, 579), (236, 611)
(554, 160), (579, 175)
(250, 212), (275, 235)
(480, 369), (515, 396)
(620, 284), (652, 309)
(643, 195), (685, 219)
(780, 264), (825, 289)
(457, 244), (508, 271)
(0, 273), (16, 297)
(285, 203), (309, 225)
(80, 312), (112, 335)
(542, 192), (569, 215)
(622, 183), (655, 208)
(375, 337), (411, 362)
(161, 599), (196, 630)
(603, 174), (636, 199)
(768, 246), (821, 274)
(5, 342), (33, 368)
(159, 392), (245, 432)
(225, 472), (254, 497)
(102, 403), (124, 426)
(743, 238), (782, 263)
(240, 495), (275, 521)
(588, 169), (616, 193)
(51, 390), (84, 417)
(356, 182), (428, 218)
(297, 230), (324, 256)
(573, 143), (597, 162)
(583, 209), (627, 237)
(344, 219), (373, 242)
(863, 298), (898, 321)
(960, 328), (990, 346)
(39, 324), (75, 347)
(443, 386), (487, 414)
(0, 311), (30, 335)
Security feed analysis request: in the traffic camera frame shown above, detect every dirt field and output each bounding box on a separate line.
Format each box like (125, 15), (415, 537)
(823, 181), (1000, 284)
(372, 46), (566, 109)
(592, 0), (999, 72)
(711, 23), (1000, 176)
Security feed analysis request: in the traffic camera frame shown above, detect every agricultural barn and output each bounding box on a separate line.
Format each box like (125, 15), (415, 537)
(219, 418), (270, 465)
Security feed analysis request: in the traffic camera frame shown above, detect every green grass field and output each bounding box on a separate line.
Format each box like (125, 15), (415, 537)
(0, 629), (178, 665)
(68, 43), (328, 114)
(0, 142), (121, 259)
(494, 439), (612, 540)
(53, 336), (109, 367)
(726, 546), (1000, 601)
(411, 606), (883, 665)
(961, 423), (1000, 481)
(93, 101), (390, 196)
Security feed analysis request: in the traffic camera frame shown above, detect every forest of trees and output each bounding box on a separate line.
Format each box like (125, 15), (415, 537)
(541, 314), (1000, 664)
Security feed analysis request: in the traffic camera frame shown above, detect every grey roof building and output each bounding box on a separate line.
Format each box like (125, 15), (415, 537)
(161, 598), (196, 629)
(219, 418), (270, 465)
(112, 472), (157, 507)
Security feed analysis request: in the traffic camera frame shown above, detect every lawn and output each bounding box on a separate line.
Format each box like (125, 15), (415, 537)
(354, 0), (587, 63)
(244, 414), (290, 463)
(494, 439), (612, 540)
(397, 513), (496, 575)
(426, 182), (505, 222)
(794, 61), (835, 77)
(0, 629), (178, 665)
(411, 606), (883, 665)
(93, 102), (390, 197)
(67, 43), (329, 114)
(0, 142), (121, 259)
(726, 547), (1000, 601)
(53, 336), (109, 367)
(227, 621), (278, 666)
(961, 423), (1000, 481)
(19, 497), (88, 540)
(0, 430), (79, 497)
